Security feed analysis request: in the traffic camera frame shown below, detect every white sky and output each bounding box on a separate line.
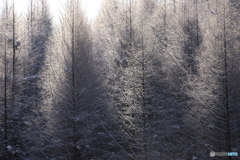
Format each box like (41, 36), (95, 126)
(0, 0), (102, 22)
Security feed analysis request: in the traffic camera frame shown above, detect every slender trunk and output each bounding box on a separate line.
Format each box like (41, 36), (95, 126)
(12, 1), (16, 107)
(71, 2), (78, 159)
(196, 0), (199, 46)
(4, 2), (8, 159)
(4, 34), (8, 160)
(129, 0), (132, 51)
(182, 0), (185, 34)
(185, 0), (190, 73)
(40, 0), (45, 33)
(187, 1), (190, 58)
(30, 0), (33, 28)
(223, 1), (232, 157)
(12, 3), (18, 159)
(164, 0), (168, 48)
(173, 0), (176, 13)
(141, 13), (147, 160)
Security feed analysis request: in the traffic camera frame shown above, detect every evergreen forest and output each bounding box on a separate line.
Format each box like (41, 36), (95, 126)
(0, 0), (240, 159)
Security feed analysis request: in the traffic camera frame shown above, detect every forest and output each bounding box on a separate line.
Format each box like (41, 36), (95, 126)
(0, 0), (239, 160)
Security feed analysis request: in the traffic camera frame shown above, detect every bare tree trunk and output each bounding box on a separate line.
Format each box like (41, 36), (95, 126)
(141, 12), (148, 160)
(4, 29), (8, 160)
(12, 1), (16, 109)
(71, 2), (78, 159)
(3, 1), (9, 159)
(195, 0), (199, 46)
(173, 0), (176, 13)
(129, 0), (133, 52)
(223, 0), (232, 157)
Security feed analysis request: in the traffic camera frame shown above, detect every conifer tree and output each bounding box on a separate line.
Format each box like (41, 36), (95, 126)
(40, 0), (101, 159)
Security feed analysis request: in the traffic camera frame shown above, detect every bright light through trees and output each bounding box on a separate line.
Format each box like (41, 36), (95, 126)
(0, 0), (239, 159)
(0, 0), (102, 21)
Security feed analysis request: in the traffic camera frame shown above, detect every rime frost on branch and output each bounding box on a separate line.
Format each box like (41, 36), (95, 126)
(7, 145), (12, 150)
(19, 75), (38, 81)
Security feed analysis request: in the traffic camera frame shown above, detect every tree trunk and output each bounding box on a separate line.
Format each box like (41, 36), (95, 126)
(223, 0), (232, 157)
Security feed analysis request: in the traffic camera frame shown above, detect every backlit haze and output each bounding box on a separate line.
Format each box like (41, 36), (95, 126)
(0, 0), (102, 23)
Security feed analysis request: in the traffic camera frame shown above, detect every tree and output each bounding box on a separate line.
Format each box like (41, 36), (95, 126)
(95, 0), (188, 159)
(40, 0), (102, 159)
(148, 1), (191, 159)
(0, 0), (30, 159)
(184, 0), (240, 159)
(0, 0), (239, 159)
(22, 0), (53, 159)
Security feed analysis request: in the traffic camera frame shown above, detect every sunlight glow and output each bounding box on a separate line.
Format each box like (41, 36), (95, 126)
(82, 0), (102, 21)
(0, 0), (102, 22)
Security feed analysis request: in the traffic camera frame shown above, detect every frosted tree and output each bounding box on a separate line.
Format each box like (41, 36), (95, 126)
(23, 0), (52, 99)
(148, 1), (191, 159)
(227, 0), (240, 154)
(40, 0), (102, 159)
(95, 0), (187, 159)
(184, 0), (240, 159)
(0, 0), (30, 159)
(16, 1), (53, 159)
